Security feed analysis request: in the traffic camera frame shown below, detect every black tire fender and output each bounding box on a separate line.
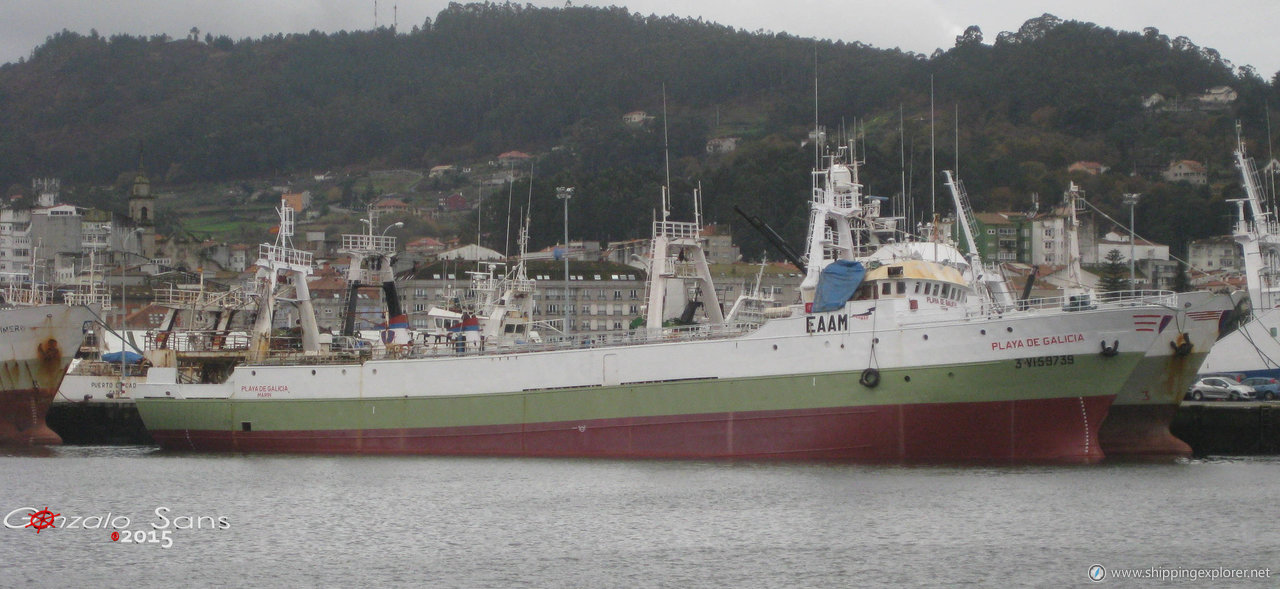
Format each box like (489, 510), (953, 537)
(859, 368), (880, 388)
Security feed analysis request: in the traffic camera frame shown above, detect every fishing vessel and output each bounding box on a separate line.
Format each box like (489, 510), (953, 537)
(0, 303), (97, 445)
(135, 139), (1169, 461)
(1009, 180), (1231, 456)
(1198, 127), (1280, 380)
(941, 171), (1234, 455)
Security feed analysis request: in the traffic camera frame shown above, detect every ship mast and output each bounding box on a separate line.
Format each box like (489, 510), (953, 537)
(1232, 122), (1280, 311)
(250, 204), (317, 360)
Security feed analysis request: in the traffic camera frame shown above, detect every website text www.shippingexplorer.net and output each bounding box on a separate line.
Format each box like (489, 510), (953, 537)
(1088, 564), (1272, 582)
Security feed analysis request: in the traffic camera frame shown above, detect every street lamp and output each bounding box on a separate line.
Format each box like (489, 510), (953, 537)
(382, 221), (404, 236)
(1122, 193), (1141, 290)
(556, 186), (574, 336)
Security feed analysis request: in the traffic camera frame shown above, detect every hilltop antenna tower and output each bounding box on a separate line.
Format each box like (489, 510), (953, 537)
(813, 44), (820, 166)
(662, 84), (671, 206)
(899, 105), (906, 224)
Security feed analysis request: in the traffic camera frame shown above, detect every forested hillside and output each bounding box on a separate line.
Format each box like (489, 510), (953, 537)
(0, 3), (1275, 258)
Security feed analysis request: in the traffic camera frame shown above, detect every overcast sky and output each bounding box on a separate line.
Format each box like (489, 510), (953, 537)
(4, 1), (1278, 76)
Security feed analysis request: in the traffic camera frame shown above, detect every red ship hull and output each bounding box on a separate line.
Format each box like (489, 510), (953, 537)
(1097, 404), (1191, 457)
(150, 394), (1114, 462)
(0, 387), (62, 445)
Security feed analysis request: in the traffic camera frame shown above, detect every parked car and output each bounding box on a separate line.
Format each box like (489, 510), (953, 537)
(1187, 377), (1257, 401)
(1242, 377), (1280, 401)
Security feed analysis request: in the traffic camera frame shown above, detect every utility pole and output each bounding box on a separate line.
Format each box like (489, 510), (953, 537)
(1123, 193), (1141, 290)
(556, 186), (574, 336)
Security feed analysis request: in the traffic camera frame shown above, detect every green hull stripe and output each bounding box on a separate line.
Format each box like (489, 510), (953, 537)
(137, 352), (1141, 432)
(1114, 352), (1209, 406)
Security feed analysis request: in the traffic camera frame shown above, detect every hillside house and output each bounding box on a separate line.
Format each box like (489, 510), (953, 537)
(372, 197), (413, 216)
(440, 193), (470, 212)
(1067, 161), (1108, 175)
(405, 237), (447, 256)
(438, 244), (504, 262)
(281, 191), (312, 213)
(1197, 86), (1238, 106)
(700, 224), (740, 264)
(497, 151), (532, 166)
(1094, 231), (1169, 265)
(1161, 160), (1207, 185)
(972, 211), (1032, 263)
(622, 111), (653, 126)
(706, 137), (740, 154)
(1188, 236), (1242, 272)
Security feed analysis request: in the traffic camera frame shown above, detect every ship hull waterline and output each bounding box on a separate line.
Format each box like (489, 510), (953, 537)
(0, 305), (97, 446)
(138, 358), (1132, 463)
(1098, 292), (1233, 457)
(0, 386), (63, 445)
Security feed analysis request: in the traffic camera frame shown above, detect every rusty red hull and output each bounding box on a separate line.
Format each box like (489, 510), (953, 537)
(0, 305), (97, 446)
(0, 387), (62, 445)
(1097, 404), (1191, 457)
(148, 394), (1114, 462)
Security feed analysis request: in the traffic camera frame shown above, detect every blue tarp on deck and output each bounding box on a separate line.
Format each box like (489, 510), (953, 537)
(102, 351), (144, 364)
(812, 260), (866, 313)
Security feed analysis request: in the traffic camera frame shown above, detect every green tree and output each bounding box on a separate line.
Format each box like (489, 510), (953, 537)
(1173, 262), (1190, 292)
(1098, 249), (1128, 293)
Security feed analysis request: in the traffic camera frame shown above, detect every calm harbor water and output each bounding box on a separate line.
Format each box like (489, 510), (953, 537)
(3, 447), (1278, 587)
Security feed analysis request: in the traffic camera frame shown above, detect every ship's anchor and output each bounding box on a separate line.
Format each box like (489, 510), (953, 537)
(859, 368), (880, 388)
(1100, 340), (1119, 357)
(1170, 333), (1193, 356)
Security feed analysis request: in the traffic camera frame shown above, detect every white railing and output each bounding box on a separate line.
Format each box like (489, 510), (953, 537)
(868, 217), (897, 234)
(145, 330), (252, 353)
(341, 234), (397, 254)
(985, 290), (1178, 315)
(831, 189), (856, 210)
(671, 259), (701, 279)
(155, 288), (202, 306)
(155, 286), (256, 309)
(653, 221), (700, 240)
(1253, 220), (1280, 242)
(249, 321), (763, 366)
(6, 285), (51, 306)
(63, 291), (112, 310)
(257, 244), (313, 271)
